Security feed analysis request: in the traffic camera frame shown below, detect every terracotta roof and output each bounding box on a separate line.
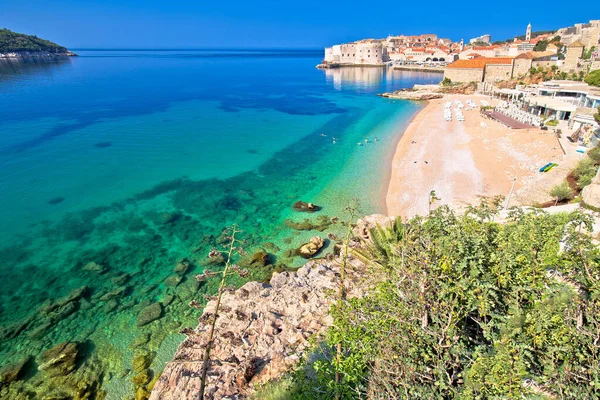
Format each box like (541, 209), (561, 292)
(515, 52), (534, 59)
(446, 57), (513, 69)
(569, 40), (585, 47)
(472, 46), (496, 51)
(531, 50), (556, 59)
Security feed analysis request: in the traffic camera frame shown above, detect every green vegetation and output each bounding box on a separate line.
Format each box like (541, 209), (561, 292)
(550, 181), (573, 204)
(545, 119), (559, 127)
(573, 158), (598, 189)
(533, 40), (548, 51)
(283, 202), (599, 399)
(583, 46), (597, 60)
(441, 77), (452, 86)
(471, 41), (490, 47)
(585, 69), (600, 87)
(594, 106), (600, 125)
(0, 28), (68, 54)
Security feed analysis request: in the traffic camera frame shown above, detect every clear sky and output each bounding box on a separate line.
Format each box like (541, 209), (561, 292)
(1, 0), (597, 49)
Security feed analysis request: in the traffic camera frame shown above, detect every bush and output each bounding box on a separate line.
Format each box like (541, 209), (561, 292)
(550, 181), (573, 202)
(584, 69), (600, 87)
(573, 158), (597, 189)
(441, 77), (452, 86)
(289, 205), (599, 399)
(545, 119), (559, 126)
(587, 145), (600, 164)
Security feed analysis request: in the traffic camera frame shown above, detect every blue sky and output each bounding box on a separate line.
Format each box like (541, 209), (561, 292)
(1, 1), (597, 48)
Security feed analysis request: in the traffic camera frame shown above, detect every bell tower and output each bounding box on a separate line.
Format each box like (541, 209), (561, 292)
(526, 23), (532, 42)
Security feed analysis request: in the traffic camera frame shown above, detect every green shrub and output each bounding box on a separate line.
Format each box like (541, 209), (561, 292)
(573, 158), (598, 189)
(290, 204), (599, 399)
(584, 69), (600, 87)
(587, 145), (600, 164)
(550, 181), (573, 202)
(545, 119), (559, 126)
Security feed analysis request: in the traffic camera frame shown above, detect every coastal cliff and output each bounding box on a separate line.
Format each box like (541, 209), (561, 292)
(150, 215), (391, 400)
(0, 28), (76, 58)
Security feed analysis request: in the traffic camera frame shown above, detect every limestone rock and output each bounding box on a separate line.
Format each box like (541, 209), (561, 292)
(292, 201), (321, 213)
(38, 342), (79, 377)
(582, 170), (600, 209)
(0, 357), (29, 383)
(241, 251), (271, 268)
(297, 236), (325, 258)
(137, 303), (163, 327)
(150, 258), (367, 400)
(173, 259), (190, 275)
(83, 261), (106, 274)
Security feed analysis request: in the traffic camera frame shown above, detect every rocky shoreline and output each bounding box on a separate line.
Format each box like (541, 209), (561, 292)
(379, 82), (477, 101)
(150, 215), (390, 400)
(378, 84), (444, 101)
(0, 51), (77, 58)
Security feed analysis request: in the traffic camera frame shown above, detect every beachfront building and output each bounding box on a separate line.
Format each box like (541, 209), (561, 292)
(555, 19), (600, 48)
(444, 58), (515, 83)
(389, 47), (452, 64)
(490, 80), (600, 132)
(323, 40), (390, 66)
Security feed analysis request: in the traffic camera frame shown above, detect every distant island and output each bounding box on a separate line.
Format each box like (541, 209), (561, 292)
(0, 28), (76, 58)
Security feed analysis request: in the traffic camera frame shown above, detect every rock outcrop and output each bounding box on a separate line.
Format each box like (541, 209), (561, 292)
(150, 260), (365, 400)
(582, 170), (600, 209)
(296, 236), (325, 258)
(379, 88), (444, 101)
(149, 215), (392, 400)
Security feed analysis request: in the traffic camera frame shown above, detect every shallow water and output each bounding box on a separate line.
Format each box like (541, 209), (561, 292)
(0, 50), (440, 398)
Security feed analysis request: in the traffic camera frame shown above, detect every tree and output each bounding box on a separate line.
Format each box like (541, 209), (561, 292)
(594, 106), (600, 124)
(584, 69), (600, 87)
(0, 28), (69, 53)
(549, 182), (573, 205)
(583, 46), (596, 60)
(573, 158), (598, 189)
(533, 40), (548, 51)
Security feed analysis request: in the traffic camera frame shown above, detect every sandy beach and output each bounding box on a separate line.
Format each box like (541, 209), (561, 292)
(386, 94), (574, 218)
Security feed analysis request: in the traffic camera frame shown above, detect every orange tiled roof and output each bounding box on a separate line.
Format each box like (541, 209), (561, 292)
(446, 57), (513, 69)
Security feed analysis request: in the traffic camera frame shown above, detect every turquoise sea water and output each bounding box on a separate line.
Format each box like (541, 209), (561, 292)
(0, 50), (441, 398)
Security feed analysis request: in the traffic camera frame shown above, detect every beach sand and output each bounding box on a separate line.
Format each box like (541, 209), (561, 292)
(386, 94), (570, 218)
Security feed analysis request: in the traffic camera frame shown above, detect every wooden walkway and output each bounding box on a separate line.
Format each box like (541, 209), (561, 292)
(482, 110), (534, 130)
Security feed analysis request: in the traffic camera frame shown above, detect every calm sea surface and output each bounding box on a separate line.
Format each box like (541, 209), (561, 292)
(0, 50), (441, 398)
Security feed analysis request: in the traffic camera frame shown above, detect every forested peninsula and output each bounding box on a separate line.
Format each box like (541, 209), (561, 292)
(0, 28), (76, 57)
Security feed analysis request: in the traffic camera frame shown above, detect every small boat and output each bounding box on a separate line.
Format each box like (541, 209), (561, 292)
(539, 162), (553, 172)
(540, 163), (558, 172)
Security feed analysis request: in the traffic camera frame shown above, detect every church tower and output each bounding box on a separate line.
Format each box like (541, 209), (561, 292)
(526, 23), (532, 42)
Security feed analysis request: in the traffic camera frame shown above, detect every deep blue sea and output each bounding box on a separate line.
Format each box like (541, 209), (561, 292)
(0, 49), (441, 398)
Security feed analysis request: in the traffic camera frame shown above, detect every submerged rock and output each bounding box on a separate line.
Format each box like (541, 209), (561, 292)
(82, 261), (107, 274)
(164, 275), (183, 287)
(240, 251), (271, 268)
(297, 237), (325, 259)
(38, 342), (79, 377)
(133, 350), (155, 373)
(0, 357), (30, 383)
(292, 201), (321, 213)
(173, 259), (190, 275)
(137, 303), (163, 327)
